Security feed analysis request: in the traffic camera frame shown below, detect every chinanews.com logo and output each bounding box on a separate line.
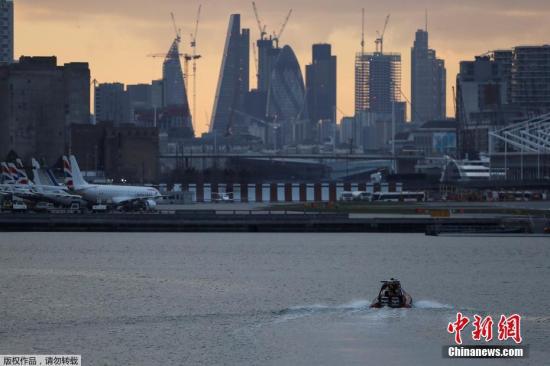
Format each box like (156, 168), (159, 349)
(443, 312), (528, 359)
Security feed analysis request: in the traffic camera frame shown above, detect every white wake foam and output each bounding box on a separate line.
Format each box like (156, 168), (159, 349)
(414, 300), (453, 309)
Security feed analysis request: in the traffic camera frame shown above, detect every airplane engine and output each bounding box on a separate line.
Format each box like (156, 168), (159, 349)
(145, 199), (157, 211)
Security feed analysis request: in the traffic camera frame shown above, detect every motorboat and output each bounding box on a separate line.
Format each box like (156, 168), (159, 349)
(370, 278), (413, 308)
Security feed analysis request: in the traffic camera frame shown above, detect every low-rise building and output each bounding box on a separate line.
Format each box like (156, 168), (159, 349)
(71, 122), (159, 183)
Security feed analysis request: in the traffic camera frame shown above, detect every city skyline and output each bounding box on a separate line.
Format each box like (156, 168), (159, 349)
(13, 0), (550, 134)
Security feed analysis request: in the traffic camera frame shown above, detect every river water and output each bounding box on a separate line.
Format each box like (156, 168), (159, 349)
(0, 233), (548, 365)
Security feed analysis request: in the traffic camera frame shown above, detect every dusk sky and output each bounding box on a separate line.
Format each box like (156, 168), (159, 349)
(14, 0), (550, 134)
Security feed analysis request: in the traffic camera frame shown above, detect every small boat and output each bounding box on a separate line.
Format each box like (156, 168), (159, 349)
(370, 278), (413, 308)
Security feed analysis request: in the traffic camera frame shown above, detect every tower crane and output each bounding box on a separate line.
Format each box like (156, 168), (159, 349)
(252, 2), (267, 40)
(171, 12), (181, 43)
(188, 4), (202, 130)
(375, 14), (390, 54)
(273, 9), (292, 48)
(147, 12), (184, 61)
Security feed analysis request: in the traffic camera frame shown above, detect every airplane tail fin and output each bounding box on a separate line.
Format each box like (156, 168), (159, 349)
(1, 162), (14, 183)
(15, 159), (32, 185)
(45, 168), (60, 187)
(7, 162), (26, 184)
(68, 155), (88, 190)
(31, 158), (44, 186)
(62, 156), (74, 190)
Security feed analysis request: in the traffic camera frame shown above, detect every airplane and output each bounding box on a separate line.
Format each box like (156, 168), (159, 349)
(0, 159), (82, 207)
(63, 155), (162, 211)
(27, 159), (83, 206)
(0, 162), (38, 201)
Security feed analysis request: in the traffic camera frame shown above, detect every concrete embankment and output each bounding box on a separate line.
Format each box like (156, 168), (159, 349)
(0, 211), (532, 233)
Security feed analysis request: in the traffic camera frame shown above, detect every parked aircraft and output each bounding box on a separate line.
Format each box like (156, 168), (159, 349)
(63, 155), (161, 210)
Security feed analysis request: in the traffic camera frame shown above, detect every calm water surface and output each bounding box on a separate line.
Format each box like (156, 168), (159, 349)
(0, 233), (548, 365)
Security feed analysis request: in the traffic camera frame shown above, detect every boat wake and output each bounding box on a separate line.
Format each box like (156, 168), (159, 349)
(274, 300), (370, 321)
(274, 299), (452, 322)
(414, 300), (453, 309)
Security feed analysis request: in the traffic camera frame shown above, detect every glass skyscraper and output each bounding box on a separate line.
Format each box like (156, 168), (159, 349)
(411, 29), (446, 123)
(210, 14), (250, 135)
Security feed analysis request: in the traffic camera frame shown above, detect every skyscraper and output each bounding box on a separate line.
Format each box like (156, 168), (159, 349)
(0, 0), (14, 64)
(355, 52), (401, 114)
(257, 37), (281, 93)
(511, 45), (550, 113)
(306, 44), (337, 125)
(163, 40), (188, 108)
(411, 29), (446, 123)
(210, 14), (250, 135)
(162, 36), (194, 137)
(94, 83), (130, 125)
(266, 45), (307, 144)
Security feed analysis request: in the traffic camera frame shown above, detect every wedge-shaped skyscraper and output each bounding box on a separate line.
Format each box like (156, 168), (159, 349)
(210, 14), (250, 135)
(162, 37), (194, 137)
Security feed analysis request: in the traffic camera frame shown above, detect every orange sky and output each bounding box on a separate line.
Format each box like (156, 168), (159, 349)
(14, 0), (550, 135)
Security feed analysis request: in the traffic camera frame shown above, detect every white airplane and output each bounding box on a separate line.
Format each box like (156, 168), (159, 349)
(63, 155), (161, 210)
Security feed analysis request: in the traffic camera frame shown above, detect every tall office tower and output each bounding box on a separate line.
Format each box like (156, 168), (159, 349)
(511, 45), (550, 113)
(151, 79), (164, 108)
(306, 44), (337, 126)
(0, 0), (14, 64)
(411, 29), (446, 123)
(355, 52), (401, 114)
(210, 14), (250, 135)
(266, 45), (307, 144)
(257, 37), (281, 92)
(0, 57), (90, 164)
(94, 83), (130, 125)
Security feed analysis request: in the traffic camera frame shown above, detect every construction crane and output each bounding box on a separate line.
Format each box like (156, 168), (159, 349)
(171, 12), (181, 43)
(189, 4), (202, 131)
(147, 12), (184, 60)
(273, 9), (292, 48)
(375, 14), (390, 54)
(252, 2), (267, 40)
(361, 8), (365, 56)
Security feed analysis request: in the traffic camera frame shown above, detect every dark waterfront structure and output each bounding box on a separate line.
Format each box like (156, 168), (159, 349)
(411, 29), (446, 123)
(456, 52), (516, 158)
(210, 14), (250, 135)
(0, 0), (13, 64)
(456, 46), (550, 158)
(266, 45), (308, 145)
(306, 44), (337, 134)
(409, 119), (457, 156)
(0, 56), (90, 164)
(71, 122), (159, 183)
